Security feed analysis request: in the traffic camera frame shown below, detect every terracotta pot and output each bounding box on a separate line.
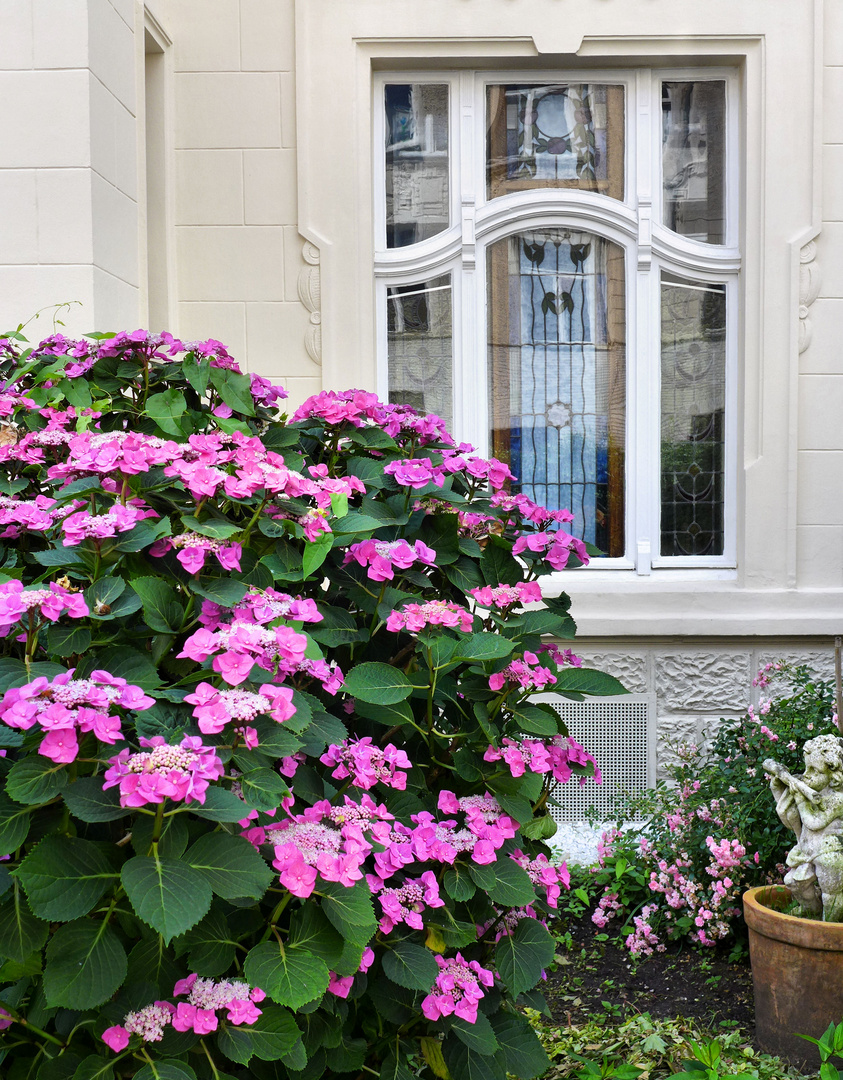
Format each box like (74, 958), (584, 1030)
(744, 885), (843, 1069)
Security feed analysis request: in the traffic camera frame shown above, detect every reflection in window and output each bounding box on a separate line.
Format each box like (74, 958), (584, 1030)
(660, 275), (726, 556)
(385, 84), (449, 248)
(388, 275), (453, 429)
(662, 81), (726, 245)
(487, 84), (624, 201)
(487, 232), (626, 556)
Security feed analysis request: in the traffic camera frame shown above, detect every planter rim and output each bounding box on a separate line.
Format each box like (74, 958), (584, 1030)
(744, 885), (843, 951)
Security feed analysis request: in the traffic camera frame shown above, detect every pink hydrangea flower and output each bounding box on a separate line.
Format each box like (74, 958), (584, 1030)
(421, 954), (494, 1024)
(102, 735), (224, 807)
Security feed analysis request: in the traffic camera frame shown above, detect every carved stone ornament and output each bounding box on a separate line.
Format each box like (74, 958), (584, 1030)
(799, 239), (821, 354)
(764, 734), (843, 921)
(297, 241), (322, 366)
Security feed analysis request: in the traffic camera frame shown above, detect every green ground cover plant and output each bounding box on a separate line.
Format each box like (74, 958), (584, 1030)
(0, 328), (626, 1080)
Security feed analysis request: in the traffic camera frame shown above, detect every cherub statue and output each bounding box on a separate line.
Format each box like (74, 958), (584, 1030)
(763, 734), (843, 921)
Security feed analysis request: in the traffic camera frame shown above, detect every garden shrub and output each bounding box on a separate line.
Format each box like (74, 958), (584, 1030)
(588, 661), (838, 955)
(0, 329), (624, 1080)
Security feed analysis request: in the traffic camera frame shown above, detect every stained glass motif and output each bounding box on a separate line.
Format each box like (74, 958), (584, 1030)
(385, 84), (450, 248)
(660, 275), (726, 556)
(387, 275), (453, 430)
(488, 231), (626, 556)
(487, 84), (624, 201)
(662, 81), (726, 245)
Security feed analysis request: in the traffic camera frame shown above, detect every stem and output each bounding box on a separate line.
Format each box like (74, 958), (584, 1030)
(150, 801), (166, 846)
(1, 1007), (65, 1048)
(201, 1038), (222, 1080)
(258, 893), (292, 942)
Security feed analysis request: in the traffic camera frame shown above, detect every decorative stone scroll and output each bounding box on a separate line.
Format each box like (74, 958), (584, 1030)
(297, 241), (322, 365)
(799, 239), (821, 354)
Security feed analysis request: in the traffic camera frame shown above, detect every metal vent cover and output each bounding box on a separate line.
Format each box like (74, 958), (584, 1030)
(534, 694), (655, 823)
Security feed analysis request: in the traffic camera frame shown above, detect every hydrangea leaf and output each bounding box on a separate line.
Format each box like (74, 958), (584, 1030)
(319, 880), (377, 947)
(244, 941), (330, 1009)
(42, 918), (127, 1009)
(184, 833), (273, 901)
(489, 1010), (552, 1080)
(342, 662), (413, 706)
(0, 883), (48, 962)
(442, 1037), (505, 1080)
(121, 855), (212, 943)
(382, 941), (438, 992)
(62, 778), (126, 823)
(494, 917), (555, 998)
(0, 791), (32, 854)
(5, 757), (68, 806)
(15, 836), (119, 920)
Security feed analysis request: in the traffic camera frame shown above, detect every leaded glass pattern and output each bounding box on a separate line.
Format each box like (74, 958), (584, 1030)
(387, 275), (453, 430)
(660, 276), (726, 556)
(487, 84), (624, 201)
(385, 84), (450, 248)
(488, 231), (625, 556)
(662, 81), (726, 245)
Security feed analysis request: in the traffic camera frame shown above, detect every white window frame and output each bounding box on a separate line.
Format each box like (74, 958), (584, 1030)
(374, 67), (741, 574)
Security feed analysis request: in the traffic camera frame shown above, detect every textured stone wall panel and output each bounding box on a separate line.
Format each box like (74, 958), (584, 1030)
(577, 652), (649, 694)
(655, 652), (751, 711)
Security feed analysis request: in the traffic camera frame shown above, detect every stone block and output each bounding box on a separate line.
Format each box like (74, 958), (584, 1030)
(169, 0), (240, 72)
(91, 173), (139, 286)
(801, 300), (843, 375)
(818, 224), (843, 298)
(240, 0), (295, 71)
(0, 71), (90, 168)
(37, 170), (94, 264)
(280, 71), (295, 148)
(654, 652), (751, 711)
(90, 75), (138, 200)
(175, 74), (281, 149)
(175, 150), (244, 225)
(0, 0), (34, 69)
(88, 0), (136, 113)
(0, 171), (38, 263)
(178, 302), (247, 362)
(574, 652), (648, 694)
(245, 301), (317, 377)
(824, 145), (843, 222)
(176, 226), (284, 301)
(796, 526), (843, 587)
(244, 149), (297, 225)
(92, 265), (138, 328)
(826, 68), (843, 144)
(0, 265), (95, 337)
(32, 0), (87, 69)
(278, 375), (321, 411)
(797, 450), (843, 525)
(798, 374), (843, 449)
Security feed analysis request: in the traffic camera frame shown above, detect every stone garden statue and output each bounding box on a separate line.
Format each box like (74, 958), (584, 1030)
(763, 734), (843, 922)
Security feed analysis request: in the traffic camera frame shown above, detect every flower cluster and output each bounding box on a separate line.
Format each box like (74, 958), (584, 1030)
(0, 670), (154, 763)
(320, 737), (412, 790)
(0, 579), (88, 635)
(327, 947), (376, 999)
(511, 529), (589, 570)
(385, 600), (473, 634)
(420, 954), (495, 1024)
(102, 735), (224, 807)
(198, 587), (322, 630)
(184, 680), (296, 739)
(150, 531), (242, 574)
(61, 502), (154, 546)
(178, 621), (309, 688)
(488, 652), (557, 693)
(101, 975), (265, 1050)
(369, 871), (445, 933)
(510, 849), (570, 908)
(469, 581), (542, 609)
(484, 735), (601, 785)
(343, 538), (436, 582)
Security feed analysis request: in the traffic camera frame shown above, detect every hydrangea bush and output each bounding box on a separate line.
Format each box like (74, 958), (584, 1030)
(588, 661), (838, 956)
(0, 329), (624, 1080)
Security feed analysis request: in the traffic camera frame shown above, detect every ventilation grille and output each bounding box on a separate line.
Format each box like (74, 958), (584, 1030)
(536, 695), (652, 822)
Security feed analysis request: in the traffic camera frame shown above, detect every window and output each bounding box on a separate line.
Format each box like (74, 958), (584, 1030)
(374, 71), (739, 572)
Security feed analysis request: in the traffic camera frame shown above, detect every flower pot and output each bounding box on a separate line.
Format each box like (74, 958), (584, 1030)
(744, 884), (843, 1069)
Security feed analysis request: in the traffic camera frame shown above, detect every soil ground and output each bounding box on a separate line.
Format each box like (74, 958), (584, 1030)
(545, 917), (756, 1032)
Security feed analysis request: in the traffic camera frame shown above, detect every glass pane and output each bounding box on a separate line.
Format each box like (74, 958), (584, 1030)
(660, 275), (726, 557)
(388, 275), (453, 430)
(385, 84), (449, 248)
(662, 81), (726, 244)
(487, 84), (624, 201)
(488, 232), (626, 556)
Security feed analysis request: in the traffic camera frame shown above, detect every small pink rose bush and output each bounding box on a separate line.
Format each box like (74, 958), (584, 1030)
(585, 660), (837, 956)
(0, 329), (622, 1080)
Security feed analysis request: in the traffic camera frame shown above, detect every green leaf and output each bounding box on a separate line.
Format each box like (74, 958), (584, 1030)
(455, 633), (514, 662)
(78, 646), (161, 690)
(0, 791), (32, 854)
(190, 578), (248, 607)
(480, 538), (522, 586)
(442, 1038), (505, 1080)
(244, 941), (330, 1009)
(488, 859), (536, 906)
(134, 1064), (198, 1080)
(190, 786), (252, 822)
(216, 1006), (300, 1065)
(443, 864), (475, 901)
(0, 883), (48, 962)
(319, 879), (377, 947)
(209, 366), (255, 417)
(184, 833), (273, 900)
(379, 1048), (416, 1080)
(36, 1053), (83, 1080)
(509, 703), (562, 737)
(342, 662), (413, 705)
(71, 1058), (115, 1080)
(63, 778), (126, 822)
(288, 904), (344, 970)
(83, 576), (126, 616)
(133, 812), (189, 860)
(147, 388), (188, 436)
(490, 1011), (551, 1080)
(121, 854), (212, 943)
(181, 515), (241, 540)
(383, 941), (438, 991)
(553, 667), (629, 696)
(183, 353), (211, 397)
(45, 623), (91, 657)
(182, 907), (237, 977)
(302, 534), (333, 580)
(42, 917), (127, 1009)
(132, 576), (185, 633)
(495, 917), (555, 998)
(15, 836), (119, 920)
(239, 768), (290, 812)
(5, 756), (68, 805)
(448, 1012), (499, 1056)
